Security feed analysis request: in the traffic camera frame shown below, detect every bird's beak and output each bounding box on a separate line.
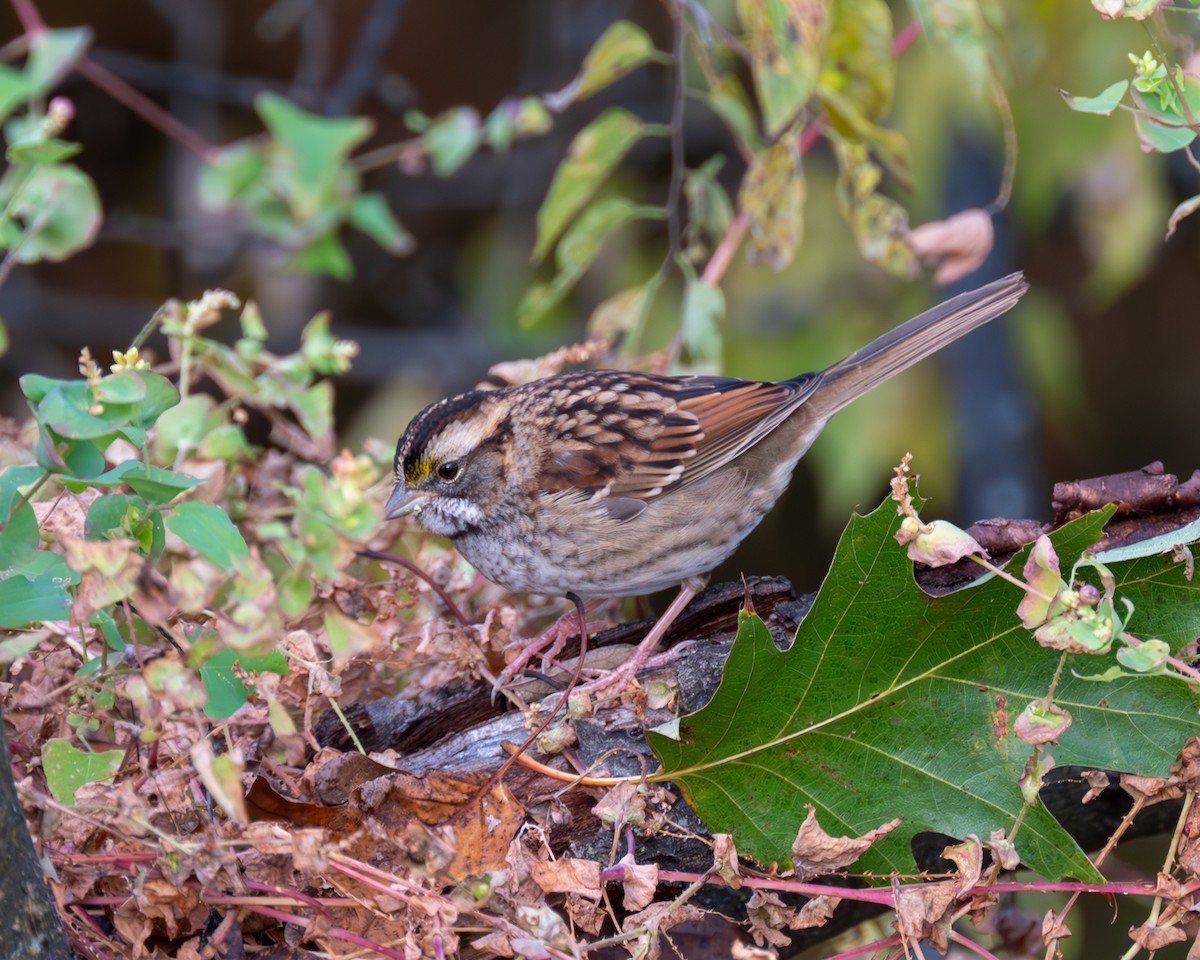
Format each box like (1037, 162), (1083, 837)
(384, 484), (428, 520)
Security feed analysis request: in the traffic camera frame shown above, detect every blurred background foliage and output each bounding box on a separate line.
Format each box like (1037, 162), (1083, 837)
(0, 0), (1197, 596)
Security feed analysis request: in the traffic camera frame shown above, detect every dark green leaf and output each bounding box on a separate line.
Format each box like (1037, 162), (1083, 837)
(85, 461), (205, 504)
(649, 496), (1199, 882)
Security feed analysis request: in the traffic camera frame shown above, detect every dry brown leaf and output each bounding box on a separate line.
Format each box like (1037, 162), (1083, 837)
(1042, 907), (1072, 944)
(592, 779), (646, 829)
(1121, 772), (1185, 806)
(346, 768), (525, 879)
(246, 775), (357, 829)
(713, 833), (743, 889)
(796, 895), (840, 929)
(906, 208), (995, 285)
(1177, 798), (1200, 876)
(531, 858), (602, 897)
(1081, 769), (1110, 803)
(472, 929), (516, 957)
(1129, 922), (1188, 950)
(617, 852), (659, 911)
(790, 806), (901, 879)
(941, 835), (984, 893)
(746, 890), (798, 948)
(622, 902), (709, 960)
(894, 881), (957, 948)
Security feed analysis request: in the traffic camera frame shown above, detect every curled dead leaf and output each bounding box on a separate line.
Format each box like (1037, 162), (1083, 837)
(712, 833), (743, 889)
(531, 858), (601, 897)
(790, 806), (901, 879)
(1128, 922), (1187, 950)
(616, 852), (659, 911)
(906, 208), (995, 286)
(893, 881), (957, 949)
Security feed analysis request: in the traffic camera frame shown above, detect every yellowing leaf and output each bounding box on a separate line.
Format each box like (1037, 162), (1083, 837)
(738, 0), (825, 136)
(739, 135), (805, 269)
(575, 21), (656, 102)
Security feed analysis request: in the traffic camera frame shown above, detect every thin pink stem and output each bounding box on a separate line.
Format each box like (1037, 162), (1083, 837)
(247, 905), (409, 960)
(74, 56), (218, 161)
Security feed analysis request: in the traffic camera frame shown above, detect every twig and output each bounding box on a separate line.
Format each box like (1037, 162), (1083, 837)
(74, 56), (218, 161)
(356, 546), (470, 625)
(659, 0), (688, 281)
(325, 0), (409, 114)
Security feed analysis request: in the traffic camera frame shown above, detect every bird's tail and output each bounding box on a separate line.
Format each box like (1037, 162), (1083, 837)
(801, 271), (1028, 419)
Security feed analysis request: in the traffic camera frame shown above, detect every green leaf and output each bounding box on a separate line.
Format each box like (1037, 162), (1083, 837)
(679, 272), (724, 373)
(291, 381), (334, 440)
(166, 502), (249, 571)
(255, 92), (373, 218)
(519, 197), (658, 327)
(704, 76), (764, 152)
(6, 136), (81, 165)
(200, 663), (246, 719)
(0, 27), (91, 124)
(0, 574), (71, 627)
(42, 738), (122, 805)
(197, 143), (268, 207)
(86, 493), (145, 538)
(0, 500), (38, 571)
(24, 27), (91, 94)
(133, 373), (181, 428)
(0, 464), (42, 571)
(347, 191), (413, 254)
(1131, 74), (1200, 153)
(421, 107), (482, 177)
(1061, 80), (1129, 116)
(289, 231), (353, 279)
(15, 550), (76, 587)
(533, 108), (646, 262)
(34, 382), (131, 439)
(94, 370), (147, 405)
(649, 495), (1199, 882)
(81, 461), (205, 504)
(153, 394), (219, 459)
(574, 21), (657, 101)
(278, 568), (313, 619)
(7, 163), (101, 262)
(738, 0), (824, 137)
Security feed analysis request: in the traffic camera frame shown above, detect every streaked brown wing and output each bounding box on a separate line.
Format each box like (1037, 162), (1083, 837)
(530, 370), (816, 505)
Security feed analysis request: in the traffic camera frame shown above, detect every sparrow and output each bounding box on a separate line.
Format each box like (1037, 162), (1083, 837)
(386, 272), (1028, 693)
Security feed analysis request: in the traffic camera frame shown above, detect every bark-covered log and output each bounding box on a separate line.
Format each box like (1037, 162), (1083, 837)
(0, 699), (72, 960)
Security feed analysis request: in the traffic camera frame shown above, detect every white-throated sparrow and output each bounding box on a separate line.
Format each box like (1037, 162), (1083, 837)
(386, 272), (1027, 690)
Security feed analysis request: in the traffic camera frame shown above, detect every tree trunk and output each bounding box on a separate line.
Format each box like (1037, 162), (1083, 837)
(0, 699), (73, 960)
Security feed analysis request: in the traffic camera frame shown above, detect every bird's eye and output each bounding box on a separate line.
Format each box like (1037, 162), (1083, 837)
(437, 460), (460, 482)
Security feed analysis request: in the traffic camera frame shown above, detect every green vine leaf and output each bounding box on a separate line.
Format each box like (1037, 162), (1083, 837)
(649, 494), (1199, 882)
